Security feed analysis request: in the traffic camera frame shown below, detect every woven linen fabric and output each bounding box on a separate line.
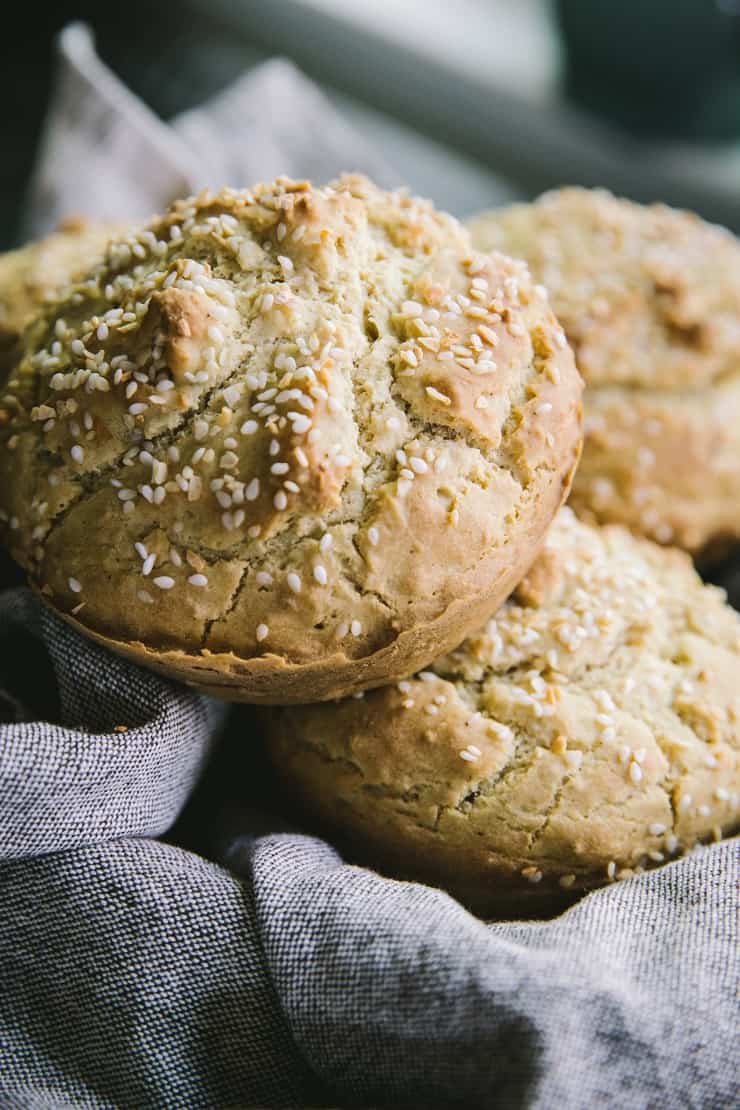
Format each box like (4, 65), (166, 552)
(1, 22), (738, 1110)
(0, 590), (736, 1110)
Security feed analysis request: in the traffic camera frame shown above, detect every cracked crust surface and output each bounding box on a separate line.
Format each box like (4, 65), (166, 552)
(264, 509), (740, 912)
(468, 188), (740, 557)
(0, 175), (582, 703)
(0, 220), (118, 381)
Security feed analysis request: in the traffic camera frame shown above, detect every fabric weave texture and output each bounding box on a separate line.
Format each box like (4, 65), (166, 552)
(1, 24), (738, 1110)
(0, 587), (737, 1109)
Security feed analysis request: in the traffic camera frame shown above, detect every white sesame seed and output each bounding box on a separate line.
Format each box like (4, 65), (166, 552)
(350, 620), (362, 637)
(289, 413), (311, 434)
(142, 554), (156, 576)
(606, 861), (616, 880)
(459, 749), (478, 763)
(368, 527), (379, 546)
(649, 823), (667, 836)
(188, 574), (208, 587)
(629, 761), (643, 784)
(256, 571), (273, 586)
(68, 577), (82, 594)
(128, 403), (147, 416)
(425, 386), (451, 406)
(409, 456), (428, 474)
(313, 563), (328, 586)
(256, 623), (269, 642)
(70, 445), (84, 463)
(134, 542), (148, 560)
(287, 572), (302, 593)
(273, 490), (288, 511)
(153, 576), (175, 590)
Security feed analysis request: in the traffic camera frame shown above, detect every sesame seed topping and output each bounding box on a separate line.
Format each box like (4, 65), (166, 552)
(256, 623), (269, 642)
(68, 577), (82, 594)
(188, 574), (208, 587)
(70, 445), (84, 464)
(153, 576), (175, 590)
(287, 572), (302, 593)
(313, 564), (328, 585)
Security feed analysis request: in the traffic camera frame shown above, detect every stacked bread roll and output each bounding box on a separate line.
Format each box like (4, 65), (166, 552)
(0, 177), (738, 914)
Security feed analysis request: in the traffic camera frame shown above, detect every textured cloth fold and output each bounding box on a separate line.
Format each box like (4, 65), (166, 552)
(0, 590), (224, 860)
(1, 22), (738, 1110)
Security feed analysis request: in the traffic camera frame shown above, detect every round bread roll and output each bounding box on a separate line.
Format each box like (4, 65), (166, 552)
(264, 509), (740, 913)
(0, 219), (117, 378)
(0, 176), (582, 704)
(468, 188), (740, 558)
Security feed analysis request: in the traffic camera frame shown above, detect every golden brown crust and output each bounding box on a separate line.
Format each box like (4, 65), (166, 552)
(0, 222), (118, 380)
(263, 510), (740, 911)
(468, 188), (740, 556)
(0, 176), (582, 703)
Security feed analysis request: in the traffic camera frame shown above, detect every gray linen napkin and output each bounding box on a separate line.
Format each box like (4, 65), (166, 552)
(1, 23), (738, 1110)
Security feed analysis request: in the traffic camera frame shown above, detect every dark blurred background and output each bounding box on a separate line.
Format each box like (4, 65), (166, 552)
(4, 0), (740, 250)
